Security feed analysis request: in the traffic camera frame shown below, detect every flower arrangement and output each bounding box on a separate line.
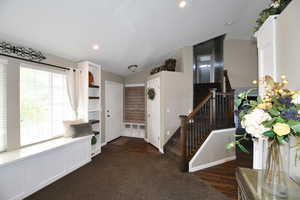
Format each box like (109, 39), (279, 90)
(255, 0), (292, 32)
(228, 75), (300, 196)
(227, 75), (300, 152)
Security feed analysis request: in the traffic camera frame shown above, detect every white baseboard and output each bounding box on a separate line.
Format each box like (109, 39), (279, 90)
(189, 156), (236, 172)
(101, 142), (107, 147)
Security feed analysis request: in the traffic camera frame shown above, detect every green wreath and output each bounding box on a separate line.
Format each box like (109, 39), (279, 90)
(147, 88), (155, 100)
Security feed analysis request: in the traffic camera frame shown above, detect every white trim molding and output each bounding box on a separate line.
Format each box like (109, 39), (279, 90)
(125, 83), (145, 87)
(188, 128), (236, 172)
(189, 156), (236, 172)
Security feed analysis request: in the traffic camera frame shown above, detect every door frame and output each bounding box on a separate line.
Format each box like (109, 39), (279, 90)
(146, 77), (163, 153)
(104, 80), (123, 144)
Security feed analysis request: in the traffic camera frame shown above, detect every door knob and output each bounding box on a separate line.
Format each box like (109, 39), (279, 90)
(107, 115), (111, 117)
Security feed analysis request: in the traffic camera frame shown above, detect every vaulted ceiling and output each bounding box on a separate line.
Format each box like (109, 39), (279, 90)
(0, 0), (270, 75)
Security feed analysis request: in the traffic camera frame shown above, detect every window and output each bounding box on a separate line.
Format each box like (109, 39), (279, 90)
(124, 86), (145, 123)
(20, 66), (72, 146)
(0, 59), (7, 152)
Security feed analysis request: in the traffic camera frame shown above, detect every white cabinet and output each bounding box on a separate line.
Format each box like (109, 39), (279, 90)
(254, 16), (279, 169)
(0, 136), (91, 200)
(78, 61), (102, 157)
(255, 15), (279, 96)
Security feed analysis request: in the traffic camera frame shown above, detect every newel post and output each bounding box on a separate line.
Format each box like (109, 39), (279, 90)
(179, 115), (188, 172)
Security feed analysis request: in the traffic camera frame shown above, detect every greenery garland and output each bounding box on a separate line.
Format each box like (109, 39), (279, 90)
(255, 0), (292, 32)
(147, 88), (156, 100)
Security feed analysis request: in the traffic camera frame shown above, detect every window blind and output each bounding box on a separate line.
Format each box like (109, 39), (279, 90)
(20, 66), (73, 146)
(0, 59), (7, 152)
(124, 86), (145, 123)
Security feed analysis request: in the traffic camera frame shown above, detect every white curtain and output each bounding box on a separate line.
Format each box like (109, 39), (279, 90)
(66, 69), (81, 119)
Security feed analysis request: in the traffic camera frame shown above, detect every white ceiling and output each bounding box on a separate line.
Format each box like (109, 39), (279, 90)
(0, 0), (270, 75)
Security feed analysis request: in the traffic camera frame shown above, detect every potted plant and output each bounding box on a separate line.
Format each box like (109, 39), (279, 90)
(255, 0), (292, 32)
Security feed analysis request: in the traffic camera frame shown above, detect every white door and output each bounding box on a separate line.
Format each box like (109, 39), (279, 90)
(147, 77), (160, 150)
(105, 81), (123, 143)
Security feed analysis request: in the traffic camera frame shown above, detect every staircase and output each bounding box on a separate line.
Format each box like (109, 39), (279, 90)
(164, 90), (235, 171)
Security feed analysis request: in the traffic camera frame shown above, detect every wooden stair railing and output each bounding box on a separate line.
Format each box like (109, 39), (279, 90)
(179, 90), (235, 171)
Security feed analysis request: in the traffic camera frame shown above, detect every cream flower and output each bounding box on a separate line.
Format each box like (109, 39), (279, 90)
(292, 94), (300, 104)
(272, 2), (280, 8)
(273, 123), (290, 136)
(257, 103), (272, 110)
(241, 109), (272, 139)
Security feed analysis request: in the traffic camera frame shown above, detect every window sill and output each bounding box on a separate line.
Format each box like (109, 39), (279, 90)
(0, 135), (92, 168)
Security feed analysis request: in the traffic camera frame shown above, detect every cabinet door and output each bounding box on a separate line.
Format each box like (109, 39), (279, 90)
(0, 162), (24, 200)
(256, 16), (278, 96)
(255, 16), (278, 169)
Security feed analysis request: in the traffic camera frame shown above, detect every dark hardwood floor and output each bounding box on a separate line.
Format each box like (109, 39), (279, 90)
(193, 146), (253, 200)
(192, 160), (239, 200)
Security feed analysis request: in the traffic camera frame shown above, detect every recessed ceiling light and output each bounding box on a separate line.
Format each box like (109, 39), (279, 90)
(179, 1), (187, 8)
(92, 44), (99, 50)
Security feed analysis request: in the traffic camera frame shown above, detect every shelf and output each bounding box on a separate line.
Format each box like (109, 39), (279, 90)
(88, 109), (100, 112)
(93, 131), (100, 136)
(89, 85), (100, 88)
(89, 120), (100, 124)
(89, 96), (100, 100)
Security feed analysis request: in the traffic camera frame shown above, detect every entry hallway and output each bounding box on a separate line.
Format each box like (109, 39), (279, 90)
(25, 137), (229, 200)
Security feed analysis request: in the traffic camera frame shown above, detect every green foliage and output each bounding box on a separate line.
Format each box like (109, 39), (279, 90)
(262, 119), (276, 127)
(91, 136), (97, 145)
(267, 107), (280, 117)
(234, 99), (242, 108)
(237, 143), (249, 153)
(250, 100), (258, 107)
(255, 0), (292, 32)
(147, 88), (156, 100)
(257, 96), (263, 104)
(263, 130), (276, 137)
(277, 135), (285, 143)
(274, 116), (285, 123)
(287, 120), (300, 133)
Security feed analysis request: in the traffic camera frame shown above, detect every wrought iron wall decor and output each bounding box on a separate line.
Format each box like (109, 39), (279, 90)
(0, 41), (46, 61)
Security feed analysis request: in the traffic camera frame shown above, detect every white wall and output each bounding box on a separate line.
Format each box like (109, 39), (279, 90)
(124, 68), (151, 85)
(276, 0), (300, 90)
(189, 128), (236, 172)
(224, 39), (258, 89)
